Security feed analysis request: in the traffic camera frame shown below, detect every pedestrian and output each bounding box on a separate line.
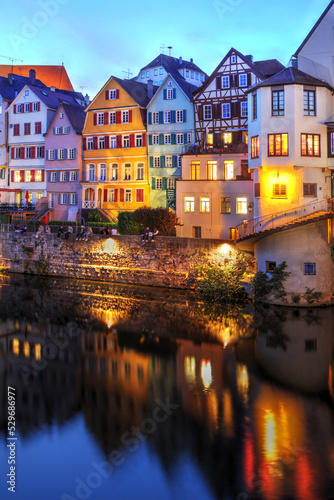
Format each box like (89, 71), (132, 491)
(141, 226), (150, 243)
(65, 226), (73, 240)
(35, 224), (43, 239)
(83, 226), (93, 241)
(45, 225), (51, 234)
(76, 225), (85, 240)
(151, 228), (159, 242)
(57, 226), (64, 238)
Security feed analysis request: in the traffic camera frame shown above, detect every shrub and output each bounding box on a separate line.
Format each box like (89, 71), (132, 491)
(291, 293), (301, 304)
(133, 207), (177, 236)
(303, 287), (322, 304)
(196, 265), (248, 304)
(117, 212), (143, 235)
(87, 211), (102, 222)
(250, 270), (270, 301)
(250, 261), (290, 302)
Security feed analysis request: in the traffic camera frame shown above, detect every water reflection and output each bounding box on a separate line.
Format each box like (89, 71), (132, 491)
(0, 275), (333, 500)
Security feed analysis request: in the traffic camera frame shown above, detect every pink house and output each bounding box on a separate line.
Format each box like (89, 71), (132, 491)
(45, 102), (85, 221)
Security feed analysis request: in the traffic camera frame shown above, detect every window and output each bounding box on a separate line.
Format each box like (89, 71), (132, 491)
(124, 164), (131, 180)
(99, 137), (105, 149)
(164, 134), (171, 145)
(222, 103), (230, 118)
(146, 71), (150, 77)
(301, 133), (320, 156)
(60, 171), (67, 182)
(60, 112), (64, 118)
(152, 112), (159, 124)
(272, 183), (287, 197)
(123, 136), (130, 148)
(25, 103), (30, 112)
(155, 178), (163, 190)
(241, 102), (248, 117)
(152, 134), (159, 145)
(166, 88), (174, 99)
(63, 126), (70, 134)
(153, 156), (160, 168)
(35, 170), (42, 181)
(141, 72), (145, 79)
(236, 197), (248, 214)
(69, 193), (77, 205)
(193, 226), (201, 238)
(186, 70), (189, 78)
(304, 263), (316, 275)
(178, 156), (182, 167)
(305, 339), (317, 351)
(89, 164), (95, 181)
(165, 156), (172, 167)
(35, 122), (41, 134)
(304, 89), (316, 116)
(191, 161), (200, 180)
(191, 71), (194, 79)
(33, 102), (39, 112)
(36, 146), (44, 158)
(239, 74), (247, 87)
(109, 89), (117, 100)
(122, 110), (129, 123)
(55, 126), (62, 134)
(58, 149), (65, 160)
(14, 171), (20, 182)
(109, 112), (116, 124)
(177, 134), (184, 144)
(195, 73), (199, 80)
(87, 138), (93, 150)
(167, 178), (174, 189)
(24, 123), (31, 135)
(110, 136), (116, 149)
(136, 134), (142, 147)
(68, 148), (75, 159)
(111, 164), (118, 180)
(100, 164), (107, 181)
(231, 55), (236, 63)
(221, 197), (231, 213)
(252, 93), (257, 120)
(97, 113), (104, 125)
(137, 163), (144, 180)
(25, 147), (32, 159)
(204, 105), (212, 120)
(251, 136), (260, 158)
(15, 148), (21, 159)
(266, 261), (276, 273)
(200, 197), (210, 213)
(176, 110), (183, 123)
(207, 161), (217, 180)
(60, 193), (68, 204)
(13, 124), (19, 136)
(51, 172), (58, 182)
(303, 183), (317, 197)
(159, 68), (163, 75)
(187, 133), (191, 144)
(25, 170), (31, 182)
(164, 111), (171, 123)
(25, 90), (29, 96)
(70, 171), (78, 181)
(108, 189), (116, 202)
(224, 161), (234, 180)
(268, 133), (288, 156)
(272, 89), (284, 116)
(185, 196), (194, 212)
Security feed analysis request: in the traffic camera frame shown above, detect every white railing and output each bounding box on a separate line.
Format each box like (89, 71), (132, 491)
(83, 201), (96, 209)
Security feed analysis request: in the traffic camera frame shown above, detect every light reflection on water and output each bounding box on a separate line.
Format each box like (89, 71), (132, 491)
(0, 275), (333, 500)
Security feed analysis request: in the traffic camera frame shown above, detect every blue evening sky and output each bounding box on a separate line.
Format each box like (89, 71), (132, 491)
(0, 0), (331, 99)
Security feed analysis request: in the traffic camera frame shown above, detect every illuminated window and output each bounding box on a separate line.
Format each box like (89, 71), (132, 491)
(221, 197), (231, 213)
(165, 156), (172, 167)
(184, 356), (196, 384)
(268, 133), (288, 156)
(124, 164), (131, 180)
(301, 133), (320, 156)
(35, 344), (41, 360)
(201, 360), (213, 388)
(251, 136), (260, 158)
(236, 197), (248, 214)
(111, 164), (118, 180)
(272, 89), (284, 116)
(266, 261), (276, 272)
(207, 133), (213, 145)
(303, 183), (317, 197)
(191, 161), (200, 180)
(24, 341), (30, 358)
(207, 161), (217, 180)
(25, 171), (31, 182)
(272, 183), (287, 197)
(304, 89), (316, 116)
(14, 171), (21, 182)
(13, 338), (19, 355)
(223, 132), (232, 144)
(185, 196), (194, 212)
(224, 161), (234, 180)
(200, 197), (210, 213)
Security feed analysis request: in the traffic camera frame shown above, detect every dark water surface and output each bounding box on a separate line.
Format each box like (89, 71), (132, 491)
(0, 275), (333, 500)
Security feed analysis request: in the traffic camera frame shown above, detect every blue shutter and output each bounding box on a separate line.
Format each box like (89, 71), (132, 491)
(56, 172), (60, 182)
(159, 134), (164, 145)
(148, 135), (152, 145)
(152, 177), (156, 189)
(74, 193), (77, 205)
(54, 149), (58, 160)
(158, 111), (163, 124)
(57, 194), (61, 204)
(171, 133), (176, 144)
(172, 88), (176, 99)
(65, 171), (70, 181)
(183, 109), (187, 122)
(60, 126), (63, 134)
(162, 177), (167, 190)
(73, 148), (76, 159)
(160, 155), (165, 168)
(53, 127), (55, 134)
(64, 149), (68, 160)
(149, 156), (153, 168)
(184, 133), (188, 144)
(163, 89), (167, 100)
(172, 155), (177, 167)
(148, 112), (152, 124)
(47, 172), (51, 182)
(171, 110), (176, 123)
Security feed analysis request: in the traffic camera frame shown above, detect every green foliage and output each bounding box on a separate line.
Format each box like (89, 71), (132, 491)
(87, 211), (102, 222)
(36, 253), (50, 276)
(196, 265), (248, 304)
(22, 245), (34, 255)
(0, 265), (7, 274)
(251, 261), (290, 302)
(303, 287), (322, 304)
(117, 212), (143, 235)
(134, 207), (177, 236)
(291, 293), (301, 304)
(250, 270), (270, 301)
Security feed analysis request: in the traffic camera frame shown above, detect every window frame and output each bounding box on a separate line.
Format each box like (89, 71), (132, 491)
(184, 196), (195, 212)
(251, 136), (260, 159)
(304, 89), (316, 116)
(301, 133), (320, 157)
(220, 197), (231, 214)
(268, 133), (289, 156)
(272, 89), (284, 116)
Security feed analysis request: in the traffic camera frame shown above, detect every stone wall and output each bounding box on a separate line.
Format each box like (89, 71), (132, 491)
(0, 233), (255, 289)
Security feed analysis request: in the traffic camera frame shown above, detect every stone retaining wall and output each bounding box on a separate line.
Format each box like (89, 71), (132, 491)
(0, 233), (255, 289)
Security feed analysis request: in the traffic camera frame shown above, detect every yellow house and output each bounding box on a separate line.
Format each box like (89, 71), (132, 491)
(82, 76), (153, 219)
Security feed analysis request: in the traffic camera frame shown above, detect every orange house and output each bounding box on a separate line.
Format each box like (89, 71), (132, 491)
(82, 76), (153, 219)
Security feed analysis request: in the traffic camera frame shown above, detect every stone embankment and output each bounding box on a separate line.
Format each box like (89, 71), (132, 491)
(0, 233), (255, 289)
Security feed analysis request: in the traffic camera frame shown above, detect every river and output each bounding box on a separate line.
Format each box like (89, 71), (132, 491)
(0, 274), (333, 500)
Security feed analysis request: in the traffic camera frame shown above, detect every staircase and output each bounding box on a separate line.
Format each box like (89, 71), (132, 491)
(97, 208), (118, 223)
(235, 199), (334, 242)
(29, 204), (51, 222)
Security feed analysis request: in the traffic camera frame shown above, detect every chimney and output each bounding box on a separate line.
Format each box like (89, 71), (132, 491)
(147, 79), (153, 99)
(245, 55), (253, 63)
(179, 56), (182, 65)
(190, 58), (193, 64)
(290, 56), (298, 69)
(50, 86), (56, 92)
(8, 73), (13, 85)
(29, 69), (36, 84)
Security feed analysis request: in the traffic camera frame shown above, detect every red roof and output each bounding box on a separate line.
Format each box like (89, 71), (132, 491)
(0, 65), (73, 91)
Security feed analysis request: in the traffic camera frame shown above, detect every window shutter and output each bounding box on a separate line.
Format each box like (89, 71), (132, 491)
(232, 101), (239, 118)
(171, 133), (176, 144)
(29, 103), (33, 112)
(37, 102), (41, 111)
(66, 171), (70, 181)
(136, 189), (140, 202)
(31, 170), (35, 182)
(173, 88), (176, 99)
(41, 146), (45, 158)
(116, 111), (121, 124)
(20, 147), (25, 159)
(148, 112), (152, 124)
(93, 113), (97, 126)
(142, 133), (146, 147)
(216, 76), (221, 90)
(116, 135), (122, 148)
(11, 170), (14, 182)
(73, 148), (76, 159)
(183, 133), (188, 144)
(152, 177), (156, 189)
(158, 111), (163, 124)
(58, 194), (61, 204)
(229, 75), (234, 88)
(105, 90), (109, 100)
(104, 189), (108, 202)
(93, 137), (98, 149)
(20, 170), (24, 182)
(54, 149), (58, 160)
(14, 105), (17, 114)
(53, 126), (56, 135)
(130, 134), (135, 147)
(163, 89), (167, 100)
(183, 109), (187, 122)
(120, 188), (124, 202)
(105, 136), (109, 149)
(11, 148), (14, 159)
(149, 156), (153, 168)
(129, 110), (132, 123)
(162, 177), (167, 190)
(56, 172), (59, 182)
(254, 183), (260, 197)
(64, 149), (68, 160)
(104, 112), (108, 125)
(170, 110), (175, 123)
(31, 147), (35, 159)
(198, 105), (203, 120)
(83, 137), (87, 150)
(114, 189), (118, 202)
(160, 155), (165, 168)
(159, 134), (164, 145)
(148, 135), (152, 145)
(41, 170), (45, 182)
(116, 89), (119, 99)
(47, 172), (51, 182)
(172, 155), (177, 168)
(247, 73), (252, 87)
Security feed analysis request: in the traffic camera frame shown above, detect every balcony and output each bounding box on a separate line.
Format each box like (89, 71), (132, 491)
(183, 143), (248, 155)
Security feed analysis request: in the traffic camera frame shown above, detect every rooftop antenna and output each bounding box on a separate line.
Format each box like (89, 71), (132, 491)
(79, 85), (87, 93)
(0, 54), (23, 73)
(160, 44), (167, 54)
(167, 46), (173, 56)
(122, 69), (133, 80)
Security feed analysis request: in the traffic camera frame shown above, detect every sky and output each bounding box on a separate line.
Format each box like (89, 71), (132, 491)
(0, 0), (331, 99)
